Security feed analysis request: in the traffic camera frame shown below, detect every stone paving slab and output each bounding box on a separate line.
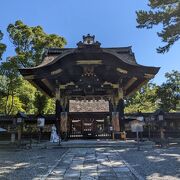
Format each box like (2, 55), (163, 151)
(45, 148), (140, 180)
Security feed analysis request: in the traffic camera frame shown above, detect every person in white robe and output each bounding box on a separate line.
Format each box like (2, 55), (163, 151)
(50, 124), (60, 143)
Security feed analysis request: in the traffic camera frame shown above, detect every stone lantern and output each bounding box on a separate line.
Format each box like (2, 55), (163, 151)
(16, 111), (27, 145)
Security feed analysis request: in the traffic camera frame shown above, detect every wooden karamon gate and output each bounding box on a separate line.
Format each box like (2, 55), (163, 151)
(19, 34), (159, 139)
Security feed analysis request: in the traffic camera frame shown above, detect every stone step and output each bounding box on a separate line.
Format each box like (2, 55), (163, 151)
(59, 144), (154, 149)
(0, 140), (155, 149)
(47, 140), (155, 149)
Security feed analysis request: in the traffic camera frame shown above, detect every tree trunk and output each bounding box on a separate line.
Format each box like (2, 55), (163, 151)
(4, 90), (9, 115)
(8, 92), (14, 115)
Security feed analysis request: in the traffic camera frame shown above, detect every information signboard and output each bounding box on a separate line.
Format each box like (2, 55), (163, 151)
(130, 120), (144, 132)
(37, 118), (45, 128)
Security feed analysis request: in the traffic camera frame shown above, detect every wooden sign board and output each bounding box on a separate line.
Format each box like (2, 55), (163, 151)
(130, 120), (144, 132)
(37, 118), (45, 128)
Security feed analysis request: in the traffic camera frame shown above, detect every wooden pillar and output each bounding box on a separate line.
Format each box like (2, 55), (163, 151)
(60, 96), (68, 140)
(109, 86), (124, 139)
(109, 99), (114, 114)
(55, 84), (62, 135)
(117, 99), (125, 131)
(118, 87), (124, 131)
(111, 95), (120, 140)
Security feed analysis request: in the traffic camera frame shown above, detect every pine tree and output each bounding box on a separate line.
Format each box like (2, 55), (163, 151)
(136, 0), (180, 53)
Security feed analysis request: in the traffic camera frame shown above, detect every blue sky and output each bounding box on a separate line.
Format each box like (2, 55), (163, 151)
(0, 0), (179, 85)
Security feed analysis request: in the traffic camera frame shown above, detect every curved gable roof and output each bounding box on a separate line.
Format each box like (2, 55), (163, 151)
(19, 35), (160, 97)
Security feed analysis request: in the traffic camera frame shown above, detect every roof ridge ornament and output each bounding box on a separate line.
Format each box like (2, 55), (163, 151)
(83, 34), (95, 44)
(77, 34), (101, 48)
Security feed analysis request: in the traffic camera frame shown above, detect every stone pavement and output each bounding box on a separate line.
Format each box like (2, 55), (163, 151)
(44, 148), (140, 180)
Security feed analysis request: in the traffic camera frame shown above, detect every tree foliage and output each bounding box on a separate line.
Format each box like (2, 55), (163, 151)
(0, 60), (22, 114)
(17, 80), (36, 114)
(136, 0), (180, 53)
(125, 83), (159, 113)
(34, 91), (48, 114)
(0, 30), (6, 60)
(7, 20), (67, 67)
(125, 71), (180, 113)
(0, 95), (24, 115)
(157, 70), (180, 111)
(0, 20), (66, 114)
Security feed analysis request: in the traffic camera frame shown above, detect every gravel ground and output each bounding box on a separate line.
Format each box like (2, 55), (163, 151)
(0, 147), (67, 180)
(117, 147), (180, 180)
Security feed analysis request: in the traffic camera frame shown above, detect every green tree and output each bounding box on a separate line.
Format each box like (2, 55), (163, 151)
(45, 98), (55, 114)
(17, 79), (36, 114)
(0, 59), (22, 114)
(16, 79), (55, 114)
(0, 30), (7, 101)
(157, 70), (180, 111)
(0, 95), (24, 115)
(34, 91), (48, 114)
(0, 30), (6, 60)
(125, 83), (159, 113)
(136, 0), (180, 53)
(0, 75), (7, 98)
(7, 20), (66, 67)
(0, 20), (66, 114)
